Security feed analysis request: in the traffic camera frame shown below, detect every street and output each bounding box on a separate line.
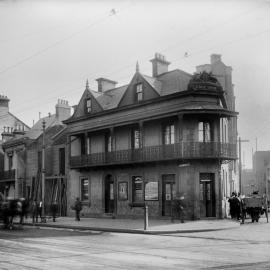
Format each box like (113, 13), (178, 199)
(0, 219), (270, 269)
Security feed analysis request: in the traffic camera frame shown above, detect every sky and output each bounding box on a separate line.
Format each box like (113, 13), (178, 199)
(0, 0), (270, 168)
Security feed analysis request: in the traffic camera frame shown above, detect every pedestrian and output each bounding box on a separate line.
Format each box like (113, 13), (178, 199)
(31, 200), (38, 224)
(38, 201), (43, 222)
(50, 200), (58, 222)
(74, 197), (82, 221)
(228, 192), (237, 219)
(172, 193), (185, 223)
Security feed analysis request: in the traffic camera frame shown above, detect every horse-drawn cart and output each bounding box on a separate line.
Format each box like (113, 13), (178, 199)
(241, 195), (268, 224)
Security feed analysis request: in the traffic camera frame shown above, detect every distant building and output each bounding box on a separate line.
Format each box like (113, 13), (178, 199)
(0, 95), (29, 197)
(64, 53), (238, 220)
(241, 168), (256, 195)
(1, 99), (70, 211)
(252, 151), (270, 198)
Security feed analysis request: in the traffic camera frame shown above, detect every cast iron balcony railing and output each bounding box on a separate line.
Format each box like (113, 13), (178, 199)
(70, 142), (237, 168)
(0, 169), (16, 181)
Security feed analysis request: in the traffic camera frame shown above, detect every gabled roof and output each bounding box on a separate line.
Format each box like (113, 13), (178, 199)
(26, 114), (61, 140)
(141, 74), (162, 95)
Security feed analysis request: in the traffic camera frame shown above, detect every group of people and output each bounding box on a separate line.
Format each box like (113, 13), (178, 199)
(228, 192), (242, 220)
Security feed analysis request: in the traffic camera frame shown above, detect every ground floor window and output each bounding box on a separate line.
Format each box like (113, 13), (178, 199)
(80, 177), (89, 202)
(132, 176), (143, 202)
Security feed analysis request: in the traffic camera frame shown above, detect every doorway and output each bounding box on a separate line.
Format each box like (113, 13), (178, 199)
(162, 174), (176, 216)
(199, 173), (216, 217)
(104, 174), (115, 213)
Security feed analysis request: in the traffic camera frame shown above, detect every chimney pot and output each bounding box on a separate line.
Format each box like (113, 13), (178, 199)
(150, 52), (170, 77)
(96, 78), (117, 92)
(211, 54), (222, 64)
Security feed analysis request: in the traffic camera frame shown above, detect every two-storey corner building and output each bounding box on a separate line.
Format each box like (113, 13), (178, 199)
(2, 100), (71, 215)
(0, 95), (30, 198)
(197, 54), (238, 217)
(65, 53), (238, 220)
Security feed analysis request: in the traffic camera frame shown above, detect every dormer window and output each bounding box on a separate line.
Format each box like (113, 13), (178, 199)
(86, 98), (92, 113)
(136, 83), (143, 102)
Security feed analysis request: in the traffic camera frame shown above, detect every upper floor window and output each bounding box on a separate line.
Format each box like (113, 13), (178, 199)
(106, 134), (112, 152)
(86, 136), (91, 155)
(163, 124), (175, 145)
(132, 128), (141, 149)
(198, 121), (211, 142)
(86, 98), (92, 113)
(136, 83), (143, 102)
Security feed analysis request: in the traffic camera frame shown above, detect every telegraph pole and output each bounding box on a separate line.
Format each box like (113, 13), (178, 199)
(238, 137), (249, 194)
(42, 120), (46, 220)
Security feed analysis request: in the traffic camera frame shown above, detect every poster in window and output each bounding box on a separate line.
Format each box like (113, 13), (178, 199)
(145, 181), (158, 201)
(118, 182), (128, 201)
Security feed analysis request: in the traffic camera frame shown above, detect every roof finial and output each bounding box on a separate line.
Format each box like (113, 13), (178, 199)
(136, 61), (140, 73)
(85, 79), (89, 90)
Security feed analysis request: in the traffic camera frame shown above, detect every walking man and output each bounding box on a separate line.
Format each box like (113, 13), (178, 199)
(74, 197), (82, 221)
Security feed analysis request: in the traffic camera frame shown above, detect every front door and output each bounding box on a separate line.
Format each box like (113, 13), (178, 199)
(162, 174), (176, 216)
(105, 175), (114, 213)
(199, 173), (215, 217)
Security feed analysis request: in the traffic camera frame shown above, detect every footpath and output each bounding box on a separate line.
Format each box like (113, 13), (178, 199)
(23, 216), (240, 235)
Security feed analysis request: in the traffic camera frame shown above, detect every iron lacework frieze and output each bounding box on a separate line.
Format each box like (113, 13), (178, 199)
(188, 71), (222, 92)
(70, 142), (237, 168)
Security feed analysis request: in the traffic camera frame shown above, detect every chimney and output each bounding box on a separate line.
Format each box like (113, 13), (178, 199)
(150, 53), (170, 77)
(96, 78), (117, 93)
(211, 54), (222, 64)
(55, 99), (71, 122)
(0, 95), (10, 114)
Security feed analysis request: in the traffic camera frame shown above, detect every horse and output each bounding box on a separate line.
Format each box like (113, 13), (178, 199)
(0, 198), (29, 229)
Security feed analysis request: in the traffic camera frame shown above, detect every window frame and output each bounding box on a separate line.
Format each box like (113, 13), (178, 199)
(131, 127), (141, 149)
(85, 98), (92, 113)
(162, 123), (175, 145)
(198, 121), (212, 142)
(132, 176), (144, 203)
(135, 83), (143, 102)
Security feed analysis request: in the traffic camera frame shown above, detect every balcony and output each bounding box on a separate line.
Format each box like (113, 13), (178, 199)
(0, 169), (16, 181)
(70, 142), (237, 168)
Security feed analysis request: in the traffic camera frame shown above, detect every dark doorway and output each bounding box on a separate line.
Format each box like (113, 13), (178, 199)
(162, 174), (176, 216)
(199, 173), (216, 217)
(105, 174), (114, 213)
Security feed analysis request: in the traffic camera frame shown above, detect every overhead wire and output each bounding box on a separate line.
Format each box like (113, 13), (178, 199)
(0, 1), (268, 123)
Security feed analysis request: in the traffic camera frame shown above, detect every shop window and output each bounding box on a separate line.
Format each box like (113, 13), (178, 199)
(81, 178), (89, 201)
(198, 121), (211, 142)
(132, 176), (143, 202)
(136, 83), (143, 102)
(163, 124), (175, 145)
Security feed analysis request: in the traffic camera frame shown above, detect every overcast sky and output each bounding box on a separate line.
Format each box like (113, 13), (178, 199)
(0, 0), (269, 168)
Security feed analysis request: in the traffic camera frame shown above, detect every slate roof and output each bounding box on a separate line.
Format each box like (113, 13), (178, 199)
(88, 69), (192, 111)
(95, 85), (128, 110)
(26, 114), (62, 140)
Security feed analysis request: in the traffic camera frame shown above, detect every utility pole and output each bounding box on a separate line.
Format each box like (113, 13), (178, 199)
(42, 120), (46, 221)
(238, 137), (249, 194)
